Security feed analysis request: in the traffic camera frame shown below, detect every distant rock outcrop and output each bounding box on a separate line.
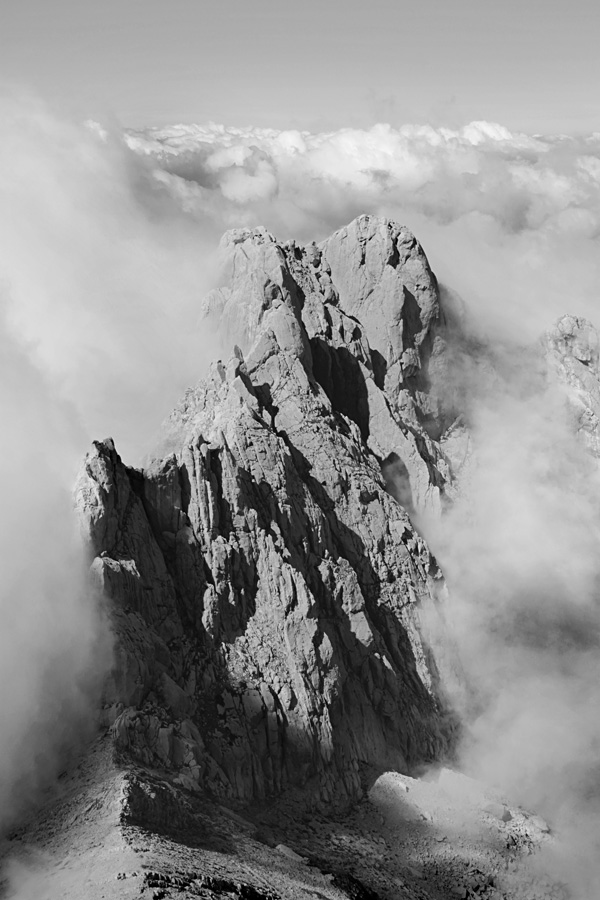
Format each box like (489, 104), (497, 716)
(76, 215), (458, 809)
(544, 314), (600, 457)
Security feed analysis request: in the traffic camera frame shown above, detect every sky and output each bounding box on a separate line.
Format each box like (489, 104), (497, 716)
(1, 0), (599, 134)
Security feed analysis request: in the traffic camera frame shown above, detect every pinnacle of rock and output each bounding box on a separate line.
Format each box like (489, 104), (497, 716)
(12, 214), (592, 900)
(73, 215), (600, 844)
(75, 215), (457, 810)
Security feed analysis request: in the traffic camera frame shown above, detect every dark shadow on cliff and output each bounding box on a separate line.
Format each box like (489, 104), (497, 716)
(230, 420), (452, 782)
(106, 384), (454, 820)
(310, 338), (370, 442)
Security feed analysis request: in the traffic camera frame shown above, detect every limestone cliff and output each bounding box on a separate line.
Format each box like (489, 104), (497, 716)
(75, 215), (457, 810)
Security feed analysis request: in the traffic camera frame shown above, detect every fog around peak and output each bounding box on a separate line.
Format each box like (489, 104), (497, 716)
(0, 92), (220, 832)
(4, 92), (600, 896)
(130, 118), (600, 342)
(121, 116), (600, 896)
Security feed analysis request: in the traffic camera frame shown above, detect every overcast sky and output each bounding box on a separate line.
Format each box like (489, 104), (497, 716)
(1, 0), (597, 133)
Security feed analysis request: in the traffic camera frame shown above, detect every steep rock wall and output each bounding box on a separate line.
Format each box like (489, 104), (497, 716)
(76, 216), (457, 808)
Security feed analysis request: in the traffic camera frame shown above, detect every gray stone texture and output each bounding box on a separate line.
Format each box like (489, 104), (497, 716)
(76, 216), (457, 808)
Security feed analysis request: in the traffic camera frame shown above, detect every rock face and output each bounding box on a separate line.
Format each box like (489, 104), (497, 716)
(76, 215), (457, 809)
(544, 314), (600, 457)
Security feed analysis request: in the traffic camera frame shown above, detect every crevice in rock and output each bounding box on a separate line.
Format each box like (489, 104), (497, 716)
(381, 452), (416, 519)
(310, 338), (370, 442)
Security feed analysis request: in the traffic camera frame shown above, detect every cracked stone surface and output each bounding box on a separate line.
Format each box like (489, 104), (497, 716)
(75, 215), (458, 811)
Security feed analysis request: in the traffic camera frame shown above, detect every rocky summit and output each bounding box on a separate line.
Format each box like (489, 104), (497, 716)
(3, 215), (590, 900)
(76, 214), (457, 811)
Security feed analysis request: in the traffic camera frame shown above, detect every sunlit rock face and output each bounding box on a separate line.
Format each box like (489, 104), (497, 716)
(75, 215), (458, 808)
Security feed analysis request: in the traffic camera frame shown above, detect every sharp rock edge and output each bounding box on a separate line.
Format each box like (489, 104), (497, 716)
(76, 214), (457, 810)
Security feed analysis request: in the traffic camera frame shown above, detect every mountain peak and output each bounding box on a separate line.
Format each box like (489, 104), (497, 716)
(75, 217), (456, 820)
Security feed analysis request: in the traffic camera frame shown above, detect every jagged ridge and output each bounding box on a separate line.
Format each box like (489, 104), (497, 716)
(76, 215), (459, 810)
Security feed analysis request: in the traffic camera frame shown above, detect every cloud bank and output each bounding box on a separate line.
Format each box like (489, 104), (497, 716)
(1, 96), (218, 463)
(418, 344), (600, 897)
(4, 94), (600, 898)
(130, 118), (600, 341)
(0, 311), (108, 827)
(126, 117), (600, 895)
(0, 94), (219, 834)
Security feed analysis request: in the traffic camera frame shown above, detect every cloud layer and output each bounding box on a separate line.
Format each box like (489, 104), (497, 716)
(0, 311), (109, 826)
(130, 119), (600, 341)
(1, 96), (219, 463)
(4, 95), (600, 898)
(419, 347), (600, 897)
(126, 117), (600, 895)
(0, 94), (219, 833)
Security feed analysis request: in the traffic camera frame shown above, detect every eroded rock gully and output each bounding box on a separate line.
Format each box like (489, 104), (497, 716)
(75, 215), (460, 812)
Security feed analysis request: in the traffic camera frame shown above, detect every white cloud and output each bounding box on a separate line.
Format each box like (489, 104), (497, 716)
(1, 94), (219, 463)
(128, 118), (600, 345)
(0, 92), (220, 829)
(126, 116), (600, 895)
(5, 94), (600, 897)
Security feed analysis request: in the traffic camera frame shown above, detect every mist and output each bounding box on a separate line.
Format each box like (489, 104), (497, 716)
(130, 119), (600, 341)
(4, 92), (600, 897)
(0, 312), (108, 828)
(0, 93), (220, 836)
(0, 94), (219, 463)
(125, 117), (600, 895)
(414, 332), (600, 896)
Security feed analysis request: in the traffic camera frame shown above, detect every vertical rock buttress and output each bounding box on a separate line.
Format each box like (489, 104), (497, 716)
(76, 215), (457, 808)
